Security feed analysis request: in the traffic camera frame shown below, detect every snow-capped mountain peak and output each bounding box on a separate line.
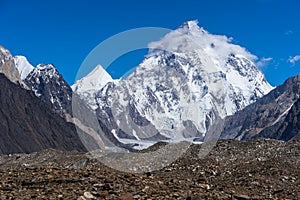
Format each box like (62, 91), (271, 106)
(90, 21), (274, 149)
(27, 64), (60, 81)
(14, 56), (34, 80)
(72, 65), (113, 92)
(178, 20), (208, 35)
(71, 65), (113, 109)
(36, 63), (56, 71)
(148, 20), (257, 67)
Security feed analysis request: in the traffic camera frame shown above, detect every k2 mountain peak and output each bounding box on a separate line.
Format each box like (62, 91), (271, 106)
(71, 21), (273, 149)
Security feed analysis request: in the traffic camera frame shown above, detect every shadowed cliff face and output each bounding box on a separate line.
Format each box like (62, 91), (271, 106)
(280, 98), (300, 140)
(0, 74), (87, 154)
(258, 96), (300, 141)
(222, 73), (300, 141)
(24, 64), (74, 117)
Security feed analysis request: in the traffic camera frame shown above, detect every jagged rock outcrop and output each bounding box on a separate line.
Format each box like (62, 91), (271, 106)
(24, 64), (73, 116)
(0, 46), (21, 84)
(221, 73), (300, 141)
(257, 96), (300, 141)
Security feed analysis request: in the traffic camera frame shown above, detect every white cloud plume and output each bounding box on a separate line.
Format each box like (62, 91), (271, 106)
(148, 20), (257, 69)
(284, 30), (293, 35)
(256, 57), (273, 68)
(288, 55), (300, 65)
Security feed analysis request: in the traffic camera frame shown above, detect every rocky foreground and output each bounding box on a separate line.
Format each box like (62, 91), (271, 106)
(0, 138), (299, 200)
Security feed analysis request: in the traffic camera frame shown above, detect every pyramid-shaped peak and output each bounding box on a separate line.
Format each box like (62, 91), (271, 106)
(87, 65), (108, 76)
(178, 20), (208, 35)
(72, 65), (113, 93)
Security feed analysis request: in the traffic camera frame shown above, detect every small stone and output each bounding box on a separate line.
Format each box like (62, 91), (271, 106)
(84, 191), (95, 199)
(158, 180), (164, 185)
(199, 183), (210, 190)
(145, 172), (152, 177)
(173, 193), (180, 197)
(283, 176), (289, 180)
(233, 194), (250, 200)
(251, 181), (260, 186)
(100, 191), (109, 198)
(77, 196), (86, 200)
(186, 196), (201, 200)
(142, 185), (149, 192)
(119, 193), (133, 200)
(71, 159), (88, 169)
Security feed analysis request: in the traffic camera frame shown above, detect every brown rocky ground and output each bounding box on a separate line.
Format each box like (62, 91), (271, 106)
(0, 138), (299, 200)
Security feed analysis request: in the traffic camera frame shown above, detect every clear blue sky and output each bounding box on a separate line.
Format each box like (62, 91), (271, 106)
(0, 0), (299, 86)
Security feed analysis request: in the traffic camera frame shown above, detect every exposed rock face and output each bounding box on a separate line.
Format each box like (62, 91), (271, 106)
(258, 97), (300, 141)
(24, 64), (73, 116)
(0, 46), (21, 84)
(1, 51), (75, 118)
(279, 98), (300, 140)
(221, 73), (300, 141)
(0, 46), (104, 153)
(0, 73), (87, 154)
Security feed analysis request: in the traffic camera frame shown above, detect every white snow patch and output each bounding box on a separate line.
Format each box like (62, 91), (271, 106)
(272, 103), (294, 125)
(14, 56), (34, 80)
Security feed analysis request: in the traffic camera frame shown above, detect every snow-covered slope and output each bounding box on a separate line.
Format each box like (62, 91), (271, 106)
(71, 65), (113, 109)
(14, 56), (34, 80)
(83, 20), (273, 148)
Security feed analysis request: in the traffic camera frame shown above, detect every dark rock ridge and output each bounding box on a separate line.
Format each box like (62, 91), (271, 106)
(24, 64), (73, 117)
(0, 46), (114, 153)
(258, 96), (300, 140)
(0, 73), (88, 154)
(1, 45), (74, 118)
(221, 73), (300, 141)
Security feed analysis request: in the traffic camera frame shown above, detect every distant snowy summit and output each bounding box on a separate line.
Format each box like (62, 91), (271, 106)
(72, 65), (113, 110)
(71, 20), (273, 149)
